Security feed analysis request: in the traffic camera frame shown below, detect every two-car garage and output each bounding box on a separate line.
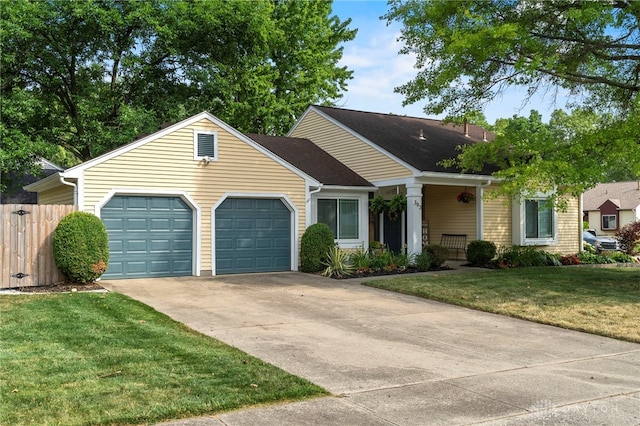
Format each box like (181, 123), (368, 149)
(101, 195), (292, 279)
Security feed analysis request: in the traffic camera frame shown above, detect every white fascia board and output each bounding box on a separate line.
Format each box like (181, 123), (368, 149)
(320, 185), (377, 192)
(293, 106), (420, 175)
(63, 111), (214, 178)
(414, 172), (497, 186)
(23, 172), (62, 192)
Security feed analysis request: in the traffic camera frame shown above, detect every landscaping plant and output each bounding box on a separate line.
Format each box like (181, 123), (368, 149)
(497, 245), (561, 268)
(413, 251), (431, 272)
(321, 246), (354, 278)
(52, 211), (109, 284)
(300, 223), (334, 273)
(423, 244), (449, 268)
(466, 240), (497, 266)
(616, 221), (640, 255)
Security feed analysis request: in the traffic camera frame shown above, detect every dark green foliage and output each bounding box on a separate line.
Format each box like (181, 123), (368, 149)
(52, 212), (109, 284)
(413, 252), (431, 272)
(616, 221), (640, 255)
(300, 223), (334, 273)
(1, 0), (356, 186)
(369, 245), (394, 271)
(424, 244), (449, 268)
(497, 246), (560, 268)
(466, 240), (497, 266)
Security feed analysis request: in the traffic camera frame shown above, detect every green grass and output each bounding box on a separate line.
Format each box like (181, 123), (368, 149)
(0, 293), (327, 426)
(364, 267), (640, 343)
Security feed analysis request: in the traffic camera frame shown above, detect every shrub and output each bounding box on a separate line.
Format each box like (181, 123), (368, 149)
(52, 211), (109, 284)
(497, 246), (560, 268)
(583, 241), (596, 254)
(577, 252), (616, 264)
(321, 246), (354, 278)
(369, 245), (394, 271)
(560, 254), (581, 265)
(616, 221), (640, 255)
(424, 244), (449, 268)
(604, 251), (636, 263)
(300, 223), (335, 273)
(413, 251), (431, 272)
(466, 240), (497, 266)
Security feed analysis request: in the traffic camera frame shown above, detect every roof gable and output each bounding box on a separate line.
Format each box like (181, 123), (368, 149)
(300, 106), (497, 175)
(246, 134), (372, 187)
(37, 112), (319, 187)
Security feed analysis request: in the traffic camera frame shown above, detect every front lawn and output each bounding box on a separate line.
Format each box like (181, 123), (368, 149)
(0, 293), (326, 426)
(364, 266), (640, 343)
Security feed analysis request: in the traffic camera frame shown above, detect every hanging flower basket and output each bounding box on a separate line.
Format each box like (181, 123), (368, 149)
(456, 191), (475, 203)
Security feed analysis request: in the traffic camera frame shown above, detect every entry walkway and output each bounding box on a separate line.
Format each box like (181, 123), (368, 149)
(101, 267), (640, 425)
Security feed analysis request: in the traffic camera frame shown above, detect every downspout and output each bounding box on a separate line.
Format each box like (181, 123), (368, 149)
(579, 192), (584, 252)
(476, 179), (492, 240)
(306, 184), (324, 227)
(59, 175), (78, 206)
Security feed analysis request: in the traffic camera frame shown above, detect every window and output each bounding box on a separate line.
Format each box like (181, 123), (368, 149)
(602, 214), (617, 230)
(193, 130), (217, 161)
(513, 196), (557, 245)
(317, 198), (359, 239)
(525, 199), (553, 239)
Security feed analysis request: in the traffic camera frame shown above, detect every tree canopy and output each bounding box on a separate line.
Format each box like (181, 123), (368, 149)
(386, 0), (640, 201)
(1, 0), (355, 191)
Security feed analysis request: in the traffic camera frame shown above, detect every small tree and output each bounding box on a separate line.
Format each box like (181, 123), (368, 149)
(616, 221), (640, 255)
(300, 223), (335, 273)
(53, 211), (109, 284)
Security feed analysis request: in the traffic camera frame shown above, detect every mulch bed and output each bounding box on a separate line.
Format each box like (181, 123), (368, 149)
(331, 265), (452, 279)
(4, 282), (107, 293)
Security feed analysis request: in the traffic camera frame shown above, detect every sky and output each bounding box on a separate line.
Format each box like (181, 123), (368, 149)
(330, 1), (566, 124)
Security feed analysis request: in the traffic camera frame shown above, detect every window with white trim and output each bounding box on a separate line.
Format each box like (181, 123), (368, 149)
(193, 130), (217, 161)
(602, 214), (616, 230)
(317, 198), (359, 239)
(513, 196), (558, 245)
(525, 199), (553, 239)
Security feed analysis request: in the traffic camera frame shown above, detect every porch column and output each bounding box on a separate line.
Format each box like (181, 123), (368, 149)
(406, 183), (423, 254)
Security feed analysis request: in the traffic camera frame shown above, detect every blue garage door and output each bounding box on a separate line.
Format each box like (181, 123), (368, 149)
(101, 196), (193, 279)
(216, 198), (291, 274)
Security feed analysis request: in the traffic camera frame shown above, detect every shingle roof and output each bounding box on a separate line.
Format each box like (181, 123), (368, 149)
(312, 106), (498, 174)
(583, 181), (640, 210)
(247, 133), (372, 187)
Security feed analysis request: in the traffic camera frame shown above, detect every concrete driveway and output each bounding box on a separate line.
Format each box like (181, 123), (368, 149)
(101, 271), (640, 425)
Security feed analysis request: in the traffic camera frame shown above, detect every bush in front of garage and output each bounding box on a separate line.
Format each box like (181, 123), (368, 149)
(300, 223), (335, 273)
(53, 211), (109, 284)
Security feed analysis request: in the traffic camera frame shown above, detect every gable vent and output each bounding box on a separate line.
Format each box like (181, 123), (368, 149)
(197, 133), (216, 157)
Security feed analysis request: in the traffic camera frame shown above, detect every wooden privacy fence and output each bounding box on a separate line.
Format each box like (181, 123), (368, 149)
(1, 204), (77, 288)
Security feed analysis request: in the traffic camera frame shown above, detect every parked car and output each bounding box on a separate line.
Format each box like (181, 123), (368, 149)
(582, 230), (619, 252)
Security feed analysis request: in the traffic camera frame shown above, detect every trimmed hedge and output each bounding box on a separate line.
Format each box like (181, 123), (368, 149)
(466, 240), (497, 266)
(300, 223), (335, 273)
(53, 211), (109, 284)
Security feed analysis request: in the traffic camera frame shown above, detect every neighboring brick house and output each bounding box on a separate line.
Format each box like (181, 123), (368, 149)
(583, 181), (640, 236)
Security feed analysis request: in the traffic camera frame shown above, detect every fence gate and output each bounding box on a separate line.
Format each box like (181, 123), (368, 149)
(1, 204), (77, 288)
